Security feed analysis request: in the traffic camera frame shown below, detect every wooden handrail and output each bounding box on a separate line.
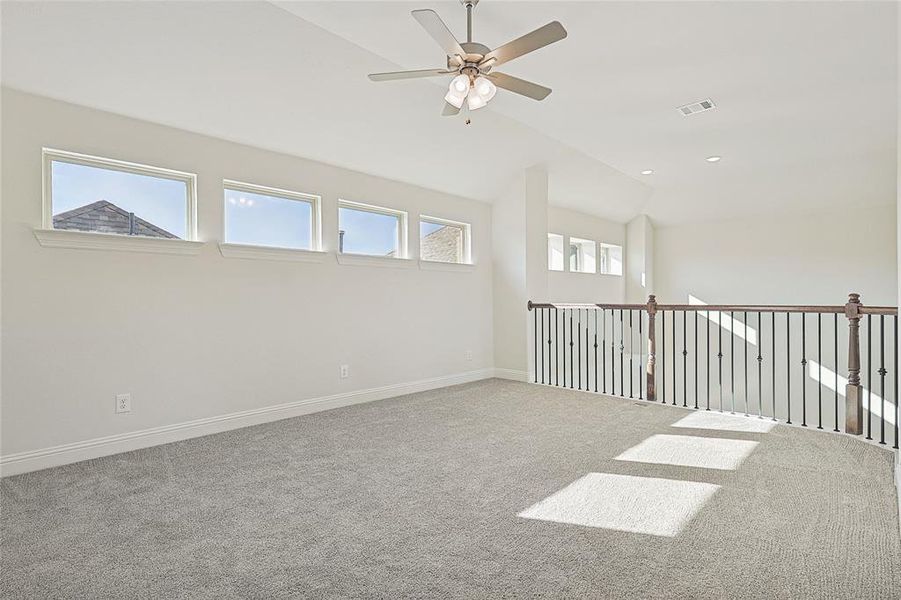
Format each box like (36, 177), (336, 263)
(527, 293), (898, 438)
(528, 300), (897, 315)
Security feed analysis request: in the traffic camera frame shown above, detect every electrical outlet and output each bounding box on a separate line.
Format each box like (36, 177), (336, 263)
(339, 365), (349, 379)
(116, 393), (131, 414)
(464, 350), (473, 361)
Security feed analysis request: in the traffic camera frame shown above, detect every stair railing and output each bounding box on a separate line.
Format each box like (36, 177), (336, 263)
(528, 294), (898, 448)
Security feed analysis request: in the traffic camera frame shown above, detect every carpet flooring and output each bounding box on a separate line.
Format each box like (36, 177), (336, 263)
(2, 379), (899, 599)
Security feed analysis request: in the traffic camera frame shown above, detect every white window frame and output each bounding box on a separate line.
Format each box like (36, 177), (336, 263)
(419, 215), (471, 265)
(337, 199), (408, 259)
(568, 236), (598, 274)
(42, 148), (198, 241)
(222, 179), (322, 251)
(600, 242), (624, 276)
(547, 232), (565, 272)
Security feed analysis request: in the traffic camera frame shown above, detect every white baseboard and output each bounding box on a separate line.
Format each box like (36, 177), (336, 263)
(493, 368), (529, 382)
(0, 368), (495, 477)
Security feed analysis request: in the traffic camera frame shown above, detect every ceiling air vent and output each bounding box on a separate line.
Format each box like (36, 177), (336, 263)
(677, 98), (716, 116)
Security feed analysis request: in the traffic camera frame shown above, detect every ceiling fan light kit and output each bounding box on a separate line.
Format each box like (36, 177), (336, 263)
(368, 0), (567, 117)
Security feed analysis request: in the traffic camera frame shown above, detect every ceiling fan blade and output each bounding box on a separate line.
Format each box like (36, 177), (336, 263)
(482, 21), (567, 68)
(411, 9), (467, 58)
(486, 72), (552, 101)
(368, 68), (454, 82)
(442, 101), (461, 117)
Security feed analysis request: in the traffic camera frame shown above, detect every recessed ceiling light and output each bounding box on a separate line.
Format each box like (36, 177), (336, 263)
(641, 169), (654, 175)
(705, 156), (722, 163)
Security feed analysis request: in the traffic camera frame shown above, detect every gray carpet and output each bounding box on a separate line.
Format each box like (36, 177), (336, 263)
(2, 379), (899, 599)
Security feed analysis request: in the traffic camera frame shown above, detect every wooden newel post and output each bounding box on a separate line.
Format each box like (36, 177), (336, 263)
(646, 295), (657, 402)
(844, 293), (863, 434)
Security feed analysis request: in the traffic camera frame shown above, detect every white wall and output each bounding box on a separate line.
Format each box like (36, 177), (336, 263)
(546, 206), (626, 304)
(652, 206), (897, 428)
(0, 89), (495, 467)
(655, 206), (898, 307)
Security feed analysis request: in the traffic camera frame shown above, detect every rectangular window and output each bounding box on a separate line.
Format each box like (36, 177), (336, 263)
(600, 243), (624, 276)
(43, 148), (196, 240)
(420, 216), (470, 264)
(224, 180), (320, 250)
(338, 200), (407, 258)
(569, 237), (597, 273)
(547, 233), (564, 271)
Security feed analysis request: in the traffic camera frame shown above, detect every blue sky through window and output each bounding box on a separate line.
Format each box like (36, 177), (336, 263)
(51, 161), (187, 238)
(339, 206), (399, 256)
(225, 189), (312, 249)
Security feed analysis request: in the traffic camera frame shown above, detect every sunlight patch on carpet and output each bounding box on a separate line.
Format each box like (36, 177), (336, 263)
(615, 434), (759, 470)
(518, 473), (720, 537)
(672, 411), (777, 433)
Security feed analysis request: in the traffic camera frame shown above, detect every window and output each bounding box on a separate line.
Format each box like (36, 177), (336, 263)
(43, 148), (195, 240)
(569, 237), (597, 273)
(420, 216), (470, 264)
(224, 181), (320, 250)
(600, 243), (623, 275)
(338, 200), (407, 258)
(547, 233), (564, 271)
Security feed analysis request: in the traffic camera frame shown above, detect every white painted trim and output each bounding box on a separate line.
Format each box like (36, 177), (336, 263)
(494, 368), (529, 381)
(218, 243), (327, 263)
(418, 260), (475, 272)
(338, 198), (409, 259)
(42, 147), (198, 240)
(336, 253), (416, 269)
(420, 214), (472, 264)
(222, 179), (322, 252)
(34, 228), (204, 255)
(0, 368), (495, 477)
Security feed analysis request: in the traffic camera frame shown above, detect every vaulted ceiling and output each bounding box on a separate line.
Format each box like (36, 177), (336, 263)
(2, 1), (896, 225)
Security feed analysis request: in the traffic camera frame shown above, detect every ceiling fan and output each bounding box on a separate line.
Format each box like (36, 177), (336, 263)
(368, 0), (567, 116)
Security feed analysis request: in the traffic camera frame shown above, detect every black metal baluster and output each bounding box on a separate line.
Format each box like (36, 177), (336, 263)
(879, 315), (886, 445)
(611, 310), (616, 395)
(772, 312), (776, 421)
(601, 309), (606, 393)
(594, 309), (599, 393)
(867, 314), (872, 440)
(569, 309), (575, 389)
(620, 309), (625, 397)
(744, 311), (748, 416)
(672, 311), (677, 406)
(577, 309), (582, 391)
(894, 315), (899, 450)
(730, 311), (735, 413)
(586, 312), (590, 392)
(540, 308), (546, 385)
(662, 310), (666, 404)
(786, 313), (791, 425)
(757, 312), (762, 418)
(639, 311), (644, 400)
(706, 310), (711, 411)
(718, 312), (723, 412)
(562, 309), (566, 388)
(555, 308), (560, 387)
(629, 310), (634, 398)
(682, 312), (687, 407)
(533, 308), (538, 384)
(801, 313), (807, 427)
(834, 313), (839, 432)
(817, 313), (822, 429)
(694, 312), (699, 410)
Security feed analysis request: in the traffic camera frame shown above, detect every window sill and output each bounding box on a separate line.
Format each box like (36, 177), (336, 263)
(336, 253), (416, 269)
(419, 260), (475, 272)
(33, 229), (204, 255)
(218, 243), (327, 263)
